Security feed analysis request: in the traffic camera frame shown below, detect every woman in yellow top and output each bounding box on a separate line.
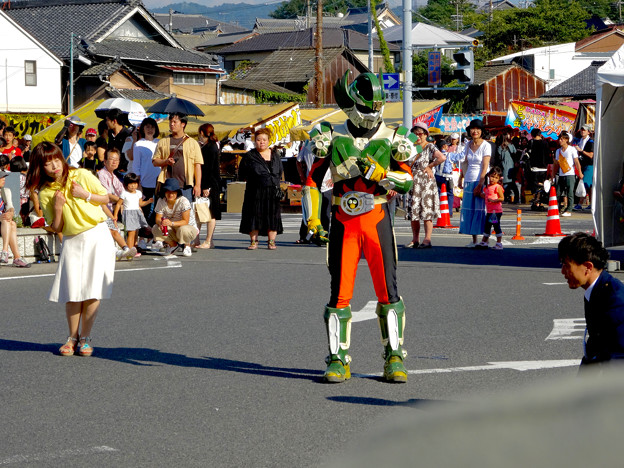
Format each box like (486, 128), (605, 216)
(26, 142), (116, 357)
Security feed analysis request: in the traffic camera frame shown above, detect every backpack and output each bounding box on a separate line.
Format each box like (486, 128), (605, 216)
(34, 236), (53, 263)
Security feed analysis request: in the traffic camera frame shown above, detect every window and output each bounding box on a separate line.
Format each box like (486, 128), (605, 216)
(25, 60), (36, 86)
(173, 72), (205, 85)
(549, 69), (555, 80)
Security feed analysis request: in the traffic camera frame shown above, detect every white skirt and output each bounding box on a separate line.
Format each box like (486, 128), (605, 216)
(49, 222), (116, 303)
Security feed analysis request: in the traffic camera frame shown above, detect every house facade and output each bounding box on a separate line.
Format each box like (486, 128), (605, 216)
(0, 9), (62, 113)
(3, 0), (224, 113)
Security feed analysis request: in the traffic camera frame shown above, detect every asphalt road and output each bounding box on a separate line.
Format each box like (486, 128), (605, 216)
(0, 208), (617, 467)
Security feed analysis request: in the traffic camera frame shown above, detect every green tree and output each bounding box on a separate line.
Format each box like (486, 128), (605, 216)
(481, 0), (590, 58)
(416, 0), (475, 30)
(270, 0), (367, 19)
(411, 50), (454, 87)
(371, 0), (394, 72)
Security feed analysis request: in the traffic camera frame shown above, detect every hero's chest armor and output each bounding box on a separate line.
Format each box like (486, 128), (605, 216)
(331, 136), (392, 180)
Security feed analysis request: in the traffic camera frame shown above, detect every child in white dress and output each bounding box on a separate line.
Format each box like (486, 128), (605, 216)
(114, 173), (152, 256)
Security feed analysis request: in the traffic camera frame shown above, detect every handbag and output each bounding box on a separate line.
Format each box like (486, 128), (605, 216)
(193, 197), (212, 223)
(575, 181), (587, 198)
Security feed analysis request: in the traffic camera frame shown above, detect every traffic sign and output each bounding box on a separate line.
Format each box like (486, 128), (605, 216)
(383, 73), (400, 90)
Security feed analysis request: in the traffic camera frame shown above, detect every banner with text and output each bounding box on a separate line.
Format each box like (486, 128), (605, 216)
(412, 105), (444, 130)
(438, 114), (483, 134)
(505, 100), (577, 139)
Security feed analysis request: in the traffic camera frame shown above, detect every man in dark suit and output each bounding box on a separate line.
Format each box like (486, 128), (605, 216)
(559, 232), (624, 367)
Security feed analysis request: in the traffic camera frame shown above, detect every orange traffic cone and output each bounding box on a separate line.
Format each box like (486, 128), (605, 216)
(511, 209), (525, 240)
(435, 183), (457, 228)
(537, 186), (565, 237)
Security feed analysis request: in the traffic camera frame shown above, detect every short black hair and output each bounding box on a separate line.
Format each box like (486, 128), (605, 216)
(170, 112), (188, 127)
(98, 119), (108, 134)
(106, 108), (124, 123)
(84, 140), (97, 150)
(123, 172), (140, 189)
(0, 154), (9, 168)
(4, 126), (15, 135)
(558, 232), (609, 270)
(9, 155), (27, 172)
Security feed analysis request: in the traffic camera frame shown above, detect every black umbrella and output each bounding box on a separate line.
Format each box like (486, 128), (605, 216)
(147, 97), (205, 117)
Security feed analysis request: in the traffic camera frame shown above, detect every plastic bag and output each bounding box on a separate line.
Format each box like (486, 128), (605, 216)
(575, 182), (586, 198)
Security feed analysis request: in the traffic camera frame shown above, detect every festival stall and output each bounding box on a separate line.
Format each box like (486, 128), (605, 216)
(504, 100), (577, 139)
(594, 45), (624, 246)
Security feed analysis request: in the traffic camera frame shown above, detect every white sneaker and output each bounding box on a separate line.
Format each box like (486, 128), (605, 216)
(115, 249), (125, 260)
(493, 242), (504, 250)
(475, 241), (489, 249)
(124, 247), (137, 260)
(464, 242), (477, 248)
(183, 246), (192, 257)
(561, 212), (572, 217)
(137, 239), (148, 250)
(152, 241), (163, 251)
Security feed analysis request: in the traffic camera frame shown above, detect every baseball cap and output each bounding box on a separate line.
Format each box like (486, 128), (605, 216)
(23, 134), (32, 141)
(86, 128), (97, 136)
(581, 124), (592, 131)
(0, 170), (9, 179)
(451, 133), (459, 140)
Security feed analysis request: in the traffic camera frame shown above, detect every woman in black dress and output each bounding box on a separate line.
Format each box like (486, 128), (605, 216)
(238, 127), (283, 250)
(196, 123), (222, 249)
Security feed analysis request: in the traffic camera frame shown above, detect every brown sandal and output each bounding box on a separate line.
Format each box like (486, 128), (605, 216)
(59, 337), (77, 356)
(268, 240), (277, 250)
(247, 241), (258, 250)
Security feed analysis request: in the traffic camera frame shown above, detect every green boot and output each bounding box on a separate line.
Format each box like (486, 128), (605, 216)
(376, 299), (407, 383)
(323, 305), (352, 383)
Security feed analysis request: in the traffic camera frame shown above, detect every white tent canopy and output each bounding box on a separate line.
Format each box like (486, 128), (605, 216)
(594, 44), (624, 246)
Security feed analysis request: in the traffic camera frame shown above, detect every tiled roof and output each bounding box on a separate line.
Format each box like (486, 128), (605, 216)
(242, 47), (363, 84)
(4, 0), (219, 66)
(152, 13), (247, 35)
(216, 28), (399, 55)
(87, 39), (218, 66)
(198, 31), (258, 49)
(5, 1), (136, 58)
(80, 58), (160, 92)
(541, 61), (605, 98)
(473, 63), (519, 85)
(106, 87), (166, 100)
(174, 33), (220, 50)
(221, 80), (300, 96)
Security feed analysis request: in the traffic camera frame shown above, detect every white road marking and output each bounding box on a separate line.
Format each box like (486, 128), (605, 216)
(0, 446), (118, 465)
(352, 359), (579, 378)
(351, 301), (378, 322)
(546, 318), (586, 340)
(0, 260), (181, 281)
(543, 282), (567, 285)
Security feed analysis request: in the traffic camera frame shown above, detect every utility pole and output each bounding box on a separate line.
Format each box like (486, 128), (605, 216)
(402, 0), (412, 127)
(314, 0), (323, 108)
(367, 0), (373, 69)
(69, 32), (74, 114)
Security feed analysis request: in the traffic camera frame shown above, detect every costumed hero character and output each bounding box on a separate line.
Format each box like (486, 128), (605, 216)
(303, 71), (419, 383)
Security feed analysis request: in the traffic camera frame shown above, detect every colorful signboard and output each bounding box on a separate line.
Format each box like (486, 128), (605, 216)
(412, 105), (444, 129)
(428, 52), (441, 87)
(505, 100), (577, 139)
(437, 114), (483, 134)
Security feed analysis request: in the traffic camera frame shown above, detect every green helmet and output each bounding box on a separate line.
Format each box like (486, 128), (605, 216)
(334, 71), (386, 130)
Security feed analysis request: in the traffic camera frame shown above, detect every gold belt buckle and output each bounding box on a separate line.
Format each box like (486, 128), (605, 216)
(340, 191), (374, 216)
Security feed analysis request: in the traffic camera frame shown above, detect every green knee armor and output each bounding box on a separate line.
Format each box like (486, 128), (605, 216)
(376, 299), (407, 360)
(324, 305), (352, 366)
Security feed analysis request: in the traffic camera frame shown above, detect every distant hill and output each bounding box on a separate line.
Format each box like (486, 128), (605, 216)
(149, 2), (279, 29)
